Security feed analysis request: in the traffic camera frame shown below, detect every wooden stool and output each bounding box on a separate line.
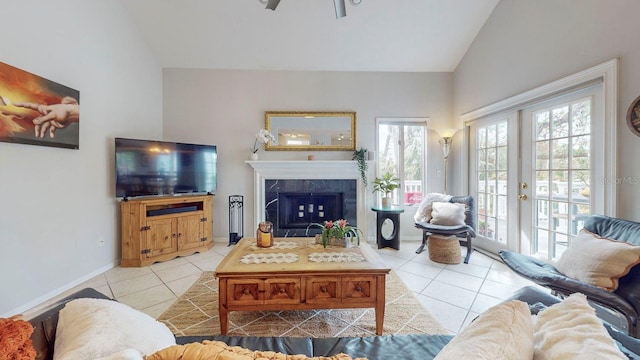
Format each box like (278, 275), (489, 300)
(428, 235), (461, 264)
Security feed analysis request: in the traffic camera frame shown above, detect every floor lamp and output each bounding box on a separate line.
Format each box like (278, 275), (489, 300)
(440, 137), (452, 194)
(438, 128), (457, 194)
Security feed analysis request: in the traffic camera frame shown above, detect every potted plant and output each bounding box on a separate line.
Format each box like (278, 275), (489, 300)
(352, 147), (368, 186)
(306, 219), (362, 248)
(249, 129), (276, 160)
(372, 172), (400, 208)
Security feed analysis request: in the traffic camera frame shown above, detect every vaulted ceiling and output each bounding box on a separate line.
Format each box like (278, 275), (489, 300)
(121, 0), (499, 72)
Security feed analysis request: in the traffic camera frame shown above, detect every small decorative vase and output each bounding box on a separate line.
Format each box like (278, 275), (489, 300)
(381, 197), (392, 208)
(250, 153), (259, 161)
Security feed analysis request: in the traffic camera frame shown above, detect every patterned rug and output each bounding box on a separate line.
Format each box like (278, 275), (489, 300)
(157, 270), (448, 337)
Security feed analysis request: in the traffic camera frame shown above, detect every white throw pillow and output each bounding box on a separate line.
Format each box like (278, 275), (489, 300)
(533, 293), (626, 359)
(429, 202), (466, 226)
(53, 298), (175, 360)
(555, 229), (640, 291)
(434, 300), (534, 360)
(414, 193), (452, 223)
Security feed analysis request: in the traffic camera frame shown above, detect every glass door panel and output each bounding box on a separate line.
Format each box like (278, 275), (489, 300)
(522, 95), (594, 260)
(469, 111), (519, 253)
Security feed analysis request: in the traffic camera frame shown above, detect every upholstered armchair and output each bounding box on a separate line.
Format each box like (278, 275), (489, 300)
(414, 195), (477, 264)
(500, 215), (640, 338)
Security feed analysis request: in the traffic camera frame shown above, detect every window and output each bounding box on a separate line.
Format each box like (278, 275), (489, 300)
(376, 118), (427, 206)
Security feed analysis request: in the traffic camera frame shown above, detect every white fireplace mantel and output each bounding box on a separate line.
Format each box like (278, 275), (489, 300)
(246, 160), (370, 237)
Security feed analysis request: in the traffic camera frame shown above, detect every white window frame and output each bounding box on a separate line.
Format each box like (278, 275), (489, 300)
(375, 117), (429, 207)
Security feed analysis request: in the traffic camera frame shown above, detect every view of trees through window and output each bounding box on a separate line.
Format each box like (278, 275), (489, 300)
(377, 120), (426, 205)
(476, 121), (508, 244)
(533, 97), (591, 259)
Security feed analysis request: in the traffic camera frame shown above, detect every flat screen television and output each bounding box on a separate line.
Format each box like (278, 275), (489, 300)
(115, 137), (217, 198)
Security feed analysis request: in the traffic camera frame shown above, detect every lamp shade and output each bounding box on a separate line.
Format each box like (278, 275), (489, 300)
(439, 128), (459, 138)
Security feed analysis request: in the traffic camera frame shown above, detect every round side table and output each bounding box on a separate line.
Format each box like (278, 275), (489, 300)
(371, 206), (404, 250)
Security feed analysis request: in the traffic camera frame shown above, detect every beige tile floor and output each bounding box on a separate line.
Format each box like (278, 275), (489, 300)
(28, 240), (538, 335)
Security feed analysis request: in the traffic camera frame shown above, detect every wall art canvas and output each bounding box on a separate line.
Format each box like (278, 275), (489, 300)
(0, 61), (80, 149)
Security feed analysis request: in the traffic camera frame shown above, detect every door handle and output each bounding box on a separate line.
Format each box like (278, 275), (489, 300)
(518, 194), (528, 200)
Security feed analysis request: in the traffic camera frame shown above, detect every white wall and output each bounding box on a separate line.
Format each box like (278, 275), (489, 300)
(453, 0), (640, 220)
(0, 0), (163, 316)
(162, 69), (453, 241)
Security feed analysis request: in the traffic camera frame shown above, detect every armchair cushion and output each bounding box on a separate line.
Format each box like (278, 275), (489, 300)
(414, 193), (452, 223)
(414, 222), (473, 235)
(585, 215), (640, 321)
(429, 202), (466, 226)
(555, 229), (640, 291)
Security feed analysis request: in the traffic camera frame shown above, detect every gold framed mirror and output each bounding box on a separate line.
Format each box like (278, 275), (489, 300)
(265, 111), (356, 151)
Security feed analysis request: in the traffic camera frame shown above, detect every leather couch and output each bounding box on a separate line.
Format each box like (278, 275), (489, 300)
(27, 288), (453, 360)
(28, 286), (640, 359)
(500, 214), (640, 337)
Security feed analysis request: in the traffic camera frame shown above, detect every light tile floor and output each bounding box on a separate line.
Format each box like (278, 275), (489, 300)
(28, 240), (540, 335)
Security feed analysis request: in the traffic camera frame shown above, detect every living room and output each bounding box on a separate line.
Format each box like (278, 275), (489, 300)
(2, 0), (640, 356)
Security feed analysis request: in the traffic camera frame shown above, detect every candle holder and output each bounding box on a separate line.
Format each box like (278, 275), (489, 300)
(256, 221), (274, 248)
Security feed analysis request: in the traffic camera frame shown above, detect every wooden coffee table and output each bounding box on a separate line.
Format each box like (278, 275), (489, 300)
(214, 238), (391, 335)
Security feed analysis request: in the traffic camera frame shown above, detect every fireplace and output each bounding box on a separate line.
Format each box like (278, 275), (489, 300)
(265, 179), (356, 237)
(278, 193), (343, 229)
(247, 160), (370, 239)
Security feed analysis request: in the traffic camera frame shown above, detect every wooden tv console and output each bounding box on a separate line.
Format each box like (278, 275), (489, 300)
(120, 194), (213, 267)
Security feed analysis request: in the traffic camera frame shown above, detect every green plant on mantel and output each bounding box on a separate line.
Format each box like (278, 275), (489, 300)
(352, 147), (368, 186)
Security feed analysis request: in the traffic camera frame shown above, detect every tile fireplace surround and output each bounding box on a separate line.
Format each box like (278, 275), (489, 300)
(246, 160), (370, 239)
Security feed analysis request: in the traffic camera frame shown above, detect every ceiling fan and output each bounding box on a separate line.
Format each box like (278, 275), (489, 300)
(260, 0), (362, 19)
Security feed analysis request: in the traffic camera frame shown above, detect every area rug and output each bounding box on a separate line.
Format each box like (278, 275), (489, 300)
(158, 270), (448, 337)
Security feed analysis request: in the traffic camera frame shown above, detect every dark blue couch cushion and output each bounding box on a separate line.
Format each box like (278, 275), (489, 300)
(177, 334), (453, 360)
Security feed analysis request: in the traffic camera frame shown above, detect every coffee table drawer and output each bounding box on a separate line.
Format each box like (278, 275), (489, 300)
(305, 276), (341, 304)
(228, 278), (301, 306)
(342, 276), (376, 304)
(265, 278), (301, 304)
(228, 279), (262, 305)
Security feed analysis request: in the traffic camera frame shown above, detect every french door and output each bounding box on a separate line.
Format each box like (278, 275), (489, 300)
(520, 86), (603, 260)
(469, 85), (603, 260)
(469, 111), (519, 254)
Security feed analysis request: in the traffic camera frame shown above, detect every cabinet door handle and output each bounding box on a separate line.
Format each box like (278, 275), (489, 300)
(178, 233), (182, 237)
(243, 289), (250, 295)
(355, 285), (362, 292)
(279, 288), (286, 293)
(320, 286), (327, 293)
(172, 233), (177, 238)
